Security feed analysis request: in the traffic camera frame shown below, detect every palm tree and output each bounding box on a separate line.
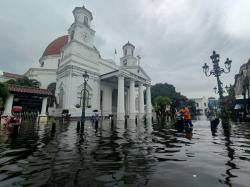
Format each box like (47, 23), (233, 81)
(154, 96), (171, 123)
(0, 82), (9, 109)
(6, 77), (41, 88)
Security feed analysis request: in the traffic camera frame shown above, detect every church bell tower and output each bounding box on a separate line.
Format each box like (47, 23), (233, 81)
(68, 5), (95, 48)
(120, 41), (138, 66)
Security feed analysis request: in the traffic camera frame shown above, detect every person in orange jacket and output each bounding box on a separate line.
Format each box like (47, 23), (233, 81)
(179, 106), (193, 127)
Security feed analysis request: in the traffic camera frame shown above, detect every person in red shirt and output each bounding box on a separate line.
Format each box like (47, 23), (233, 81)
(179, 106), (193, 127)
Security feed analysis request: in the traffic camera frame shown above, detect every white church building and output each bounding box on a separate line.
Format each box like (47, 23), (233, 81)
(18, 5), (152, 120)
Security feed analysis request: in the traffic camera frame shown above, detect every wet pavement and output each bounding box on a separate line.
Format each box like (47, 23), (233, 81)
(0, 117), (250, 187)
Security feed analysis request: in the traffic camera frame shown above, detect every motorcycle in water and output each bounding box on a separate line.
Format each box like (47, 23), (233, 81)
(174, 113), (185, 132)
(174, 113), (193, 134)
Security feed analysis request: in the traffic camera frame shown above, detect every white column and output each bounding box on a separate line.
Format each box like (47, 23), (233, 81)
(40, 97), (48, 116)
(129, 80), (136, 119)
(96, 78), (101, 111)
(139, 83), (144, 118)
(146, 85), (152, 115)
(117, 76), (125, 120)
(3, 94), (14, 116)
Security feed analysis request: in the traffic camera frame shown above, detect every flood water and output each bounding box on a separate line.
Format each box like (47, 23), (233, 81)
(0, 117), (250, 187)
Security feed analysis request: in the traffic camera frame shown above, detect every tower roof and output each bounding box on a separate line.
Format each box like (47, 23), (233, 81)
(73, 5), (93, 21)
(122, 41), (135, 49)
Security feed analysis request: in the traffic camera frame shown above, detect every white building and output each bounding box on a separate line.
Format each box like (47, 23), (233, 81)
(2, 5), (152, 120)
(234, 59), (250, 99)
(191, 97), (208, 115)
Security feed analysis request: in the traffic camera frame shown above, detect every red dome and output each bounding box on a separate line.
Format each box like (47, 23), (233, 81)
(42, 35), (68, 57)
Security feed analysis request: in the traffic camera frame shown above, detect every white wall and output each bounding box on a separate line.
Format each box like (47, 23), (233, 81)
(25, 68), (57, 89)
(40, 55), (59, 69)
(192, 97), (208, 114)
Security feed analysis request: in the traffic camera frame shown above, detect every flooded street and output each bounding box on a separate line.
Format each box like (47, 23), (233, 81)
(0, 118), (250, 187)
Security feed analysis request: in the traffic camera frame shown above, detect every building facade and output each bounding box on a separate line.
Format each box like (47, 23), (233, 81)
(2, 5), (152, 120)
(234, 59), (250, 100)
(191, 97), (208, 115)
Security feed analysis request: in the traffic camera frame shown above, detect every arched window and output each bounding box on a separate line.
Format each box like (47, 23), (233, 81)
(58, 88), (64, 108)
(58, 59), (60, 67)
(70, 30), (75, 40)
(84, 16), (89, 26)
(47, 83), (56, 107)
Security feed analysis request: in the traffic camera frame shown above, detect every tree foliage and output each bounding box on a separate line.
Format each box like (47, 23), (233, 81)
(154, 96), (171, 123)
(6, 77), (41, 88)
(0, 82), (9, 109)
(151, 83), (187, 108)
(185, 99), (196, 114)
(223, 84), (236, 118)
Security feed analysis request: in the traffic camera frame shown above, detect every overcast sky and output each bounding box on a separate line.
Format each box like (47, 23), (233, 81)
(0, 0), (250, 98)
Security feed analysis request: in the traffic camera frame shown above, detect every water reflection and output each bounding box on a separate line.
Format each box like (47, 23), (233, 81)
(210, 118), (220, 136)
(0, 118), (250, 186)
(219, 122), (237, 186)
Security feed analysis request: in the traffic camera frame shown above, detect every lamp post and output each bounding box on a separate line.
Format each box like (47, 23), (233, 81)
(213, 85), (229, 95)
(81, 71), (89, 126)
(225, 85), (229, 93)
(202, 50), (232, 103)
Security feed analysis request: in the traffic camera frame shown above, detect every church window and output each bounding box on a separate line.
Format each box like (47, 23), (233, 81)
(47, 83), (56, 107)
(70, 30), (75, 40)
(84, 16), (89, 26)
(124, 49), (127, 56)
(58, 88), (64, 108)
(100, 90), (103, 111)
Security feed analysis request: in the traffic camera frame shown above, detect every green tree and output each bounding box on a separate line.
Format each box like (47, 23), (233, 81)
(6, 77), (41, 88)
(223, 84), (236, 119)
(0, 82), (9, 109)
(151, 83), (187, 108)
(154, 96), (171, 123)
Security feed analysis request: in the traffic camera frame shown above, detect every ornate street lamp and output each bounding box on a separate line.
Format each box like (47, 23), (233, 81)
(81, 71), (89, 126)
(225, 85), (229, 92)
(214, 85), (229, 94)
(202, 51), (232, 100)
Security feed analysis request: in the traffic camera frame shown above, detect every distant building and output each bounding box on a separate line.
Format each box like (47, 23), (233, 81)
(234, 59), (250, 99)
(207, 97), (218, 111)
(0, 72), (24, 82)
(190, 97), (208, 115)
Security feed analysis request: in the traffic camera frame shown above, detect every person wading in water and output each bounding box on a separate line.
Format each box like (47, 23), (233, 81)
(179, 106), (193, 128)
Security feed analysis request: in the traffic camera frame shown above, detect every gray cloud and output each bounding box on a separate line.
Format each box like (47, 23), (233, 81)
(0, 0), (249, 98)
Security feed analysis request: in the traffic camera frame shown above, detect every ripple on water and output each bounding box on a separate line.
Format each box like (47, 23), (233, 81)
(1, 119), (250, 186)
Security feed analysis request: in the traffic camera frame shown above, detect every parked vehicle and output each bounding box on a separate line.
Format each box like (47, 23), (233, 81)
(174, 113), (185, 132)
(174, 113), (193, 133)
